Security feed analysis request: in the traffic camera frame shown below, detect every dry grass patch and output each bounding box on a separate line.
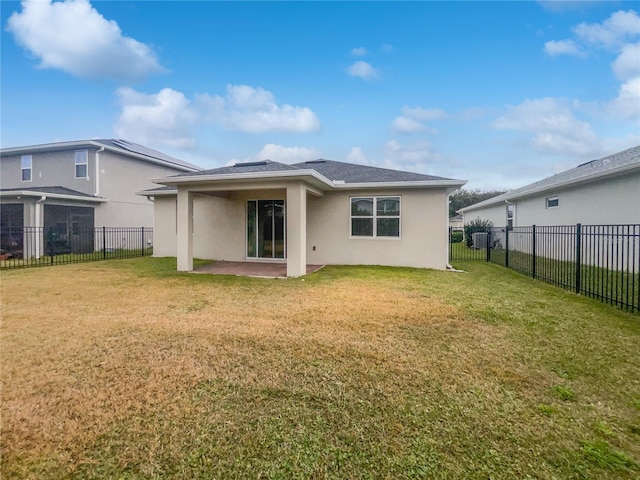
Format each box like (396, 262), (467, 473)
(1, 259), (638, 479)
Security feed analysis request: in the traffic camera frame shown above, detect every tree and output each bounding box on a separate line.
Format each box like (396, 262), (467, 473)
(449, 189), (506, 217)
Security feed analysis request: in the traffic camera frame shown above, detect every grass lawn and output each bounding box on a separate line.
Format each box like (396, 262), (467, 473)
(1, 258), (639, 479)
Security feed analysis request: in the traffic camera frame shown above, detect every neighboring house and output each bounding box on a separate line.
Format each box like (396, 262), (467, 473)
(140, 159), (466, 277)
(0, 139), (200, 256)
(449, 214), (464, 228)
(459, 145), (640, 227)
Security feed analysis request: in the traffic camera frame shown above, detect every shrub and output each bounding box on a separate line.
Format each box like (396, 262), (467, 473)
(450, 231), (463, 243)
(464, 217), (493, 248)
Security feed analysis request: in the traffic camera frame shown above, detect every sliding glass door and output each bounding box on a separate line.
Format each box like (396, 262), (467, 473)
(246, 200), (285, 259)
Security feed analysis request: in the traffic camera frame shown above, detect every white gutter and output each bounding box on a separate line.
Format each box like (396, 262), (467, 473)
(0, 190), (107, 203)
(153, 169), (467, 191)
(95, 146), (104, 196)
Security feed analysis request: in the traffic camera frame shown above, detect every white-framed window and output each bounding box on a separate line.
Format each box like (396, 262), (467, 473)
(350, 196), (400, 238)
(21, 155), (32, 182)
(75, 150), (88, 178)
(506, 204), (514, 228)
(546, 196), (559, 208)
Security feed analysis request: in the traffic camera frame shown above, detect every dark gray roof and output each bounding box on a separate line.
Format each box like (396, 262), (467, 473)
(461, 145), (640, 212)
(0, 186), (97, 198)
(94, 139), (201, 171)
(291, 159), (451, 183)
(170, 158), (455, 184)
(173, 160), (299, 177)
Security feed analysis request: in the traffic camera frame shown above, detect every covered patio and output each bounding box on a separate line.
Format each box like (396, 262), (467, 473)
(192, 261), (324, 278)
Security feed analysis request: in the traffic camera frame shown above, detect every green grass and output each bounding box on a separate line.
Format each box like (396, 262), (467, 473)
(2, 258), (639, 479)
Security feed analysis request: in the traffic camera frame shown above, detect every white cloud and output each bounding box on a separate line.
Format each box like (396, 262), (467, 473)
(114, 87), (198, 149)
(544, 39), (582, 56)
(347, 61), (379, 80)
(114, 84), (320, 149)
(194, 84), (321, 133)
(393, 117), (426, 133)
(351, 47), (367, 56)
(607, 77), (640, 120)
(345, 146), (373, 165)
(6, 0), (164, 82)
(493, 97), (600, 156)
(573, 10), (640, 48)
(392, 106), (447, 133)
(257, 144), (320, 163)
(612, 42), (640, 80)
(382, 139), (441, 173)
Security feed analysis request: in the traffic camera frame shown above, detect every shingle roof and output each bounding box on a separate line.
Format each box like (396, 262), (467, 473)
(94, 139), (200, 171)
(170, 158), (456, 184)
(0, 186), (97, 198)
(173, 160), (299, 177)
(291, 159), (450, 183)
(460, 145), (640, 212)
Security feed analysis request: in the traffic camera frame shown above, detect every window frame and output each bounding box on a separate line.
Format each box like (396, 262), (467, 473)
(506, 204), (514, 229)
(74, 150), (88, 179)
(21, 155), (32, 182)
(350, 195), (401, 239)
(546, 196), (559, 209)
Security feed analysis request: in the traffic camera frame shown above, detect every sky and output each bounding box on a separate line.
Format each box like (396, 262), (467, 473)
(1, 0), (639, 190)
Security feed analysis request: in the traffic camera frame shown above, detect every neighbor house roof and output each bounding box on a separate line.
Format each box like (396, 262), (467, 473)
(460, 145), (640, 213)
(0, 139), (201, 172)
(152, 159), (465, 191)
(0, 186), (107, 202)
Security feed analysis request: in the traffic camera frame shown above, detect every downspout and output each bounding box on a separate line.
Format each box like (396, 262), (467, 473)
(95, 146), (104, 196)
(35, 195), (46, 259)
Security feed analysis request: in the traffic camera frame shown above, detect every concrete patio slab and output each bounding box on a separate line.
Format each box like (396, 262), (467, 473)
(192, 261), (324, 278)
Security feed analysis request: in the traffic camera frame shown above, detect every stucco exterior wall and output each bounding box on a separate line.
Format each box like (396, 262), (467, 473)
(153, 185), (451, 269)
(463, 172), (640, 227)
(0, 150), (96, 195)
(95, 150), (190, 227)
(306, 188), (449, 269)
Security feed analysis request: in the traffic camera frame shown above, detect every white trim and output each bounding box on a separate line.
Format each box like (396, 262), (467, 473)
(21, 155), (32, 182)
(0, 190), (107, 203)
(153, 169), (466, 191)
(74, 149), (89, 179)
(349, 195), (401, 239)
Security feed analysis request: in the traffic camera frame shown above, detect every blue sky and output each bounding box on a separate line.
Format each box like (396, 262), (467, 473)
(1, 1), (639, 189)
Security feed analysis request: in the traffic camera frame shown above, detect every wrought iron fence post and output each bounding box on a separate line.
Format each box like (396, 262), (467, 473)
(102, 226), (107, 259)
(47, 226), (54, 264)
(532, 225), (536, 279)
(141, 227), (145, 257)
(486, 228), (492, 262)
(505, 227), (510, 268)
(575, 223), (582, 294)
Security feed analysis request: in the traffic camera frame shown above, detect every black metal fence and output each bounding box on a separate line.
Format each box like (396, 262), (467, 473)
(449, 224), (639, 313)
(1, 226), (153, 269)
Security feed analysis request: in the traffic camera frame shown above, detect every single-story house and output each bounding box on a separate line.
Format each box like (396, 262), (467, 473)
(141, 159), (466, 277)
(459, 145), (640, 227)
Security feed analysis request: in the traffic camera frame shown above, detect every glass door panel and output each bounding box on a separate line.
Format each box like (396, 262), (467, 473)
(247, 200), (285, 259)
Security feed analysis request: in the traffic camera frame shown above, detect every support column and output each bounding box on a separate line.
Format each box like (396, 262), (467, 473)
(286, 183), (307, 277)
(176, 188), (193, 271)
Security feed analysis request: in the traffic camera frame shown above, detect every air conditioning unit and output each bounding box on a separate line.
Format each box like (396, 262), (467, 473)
(472, 232), (488, 249)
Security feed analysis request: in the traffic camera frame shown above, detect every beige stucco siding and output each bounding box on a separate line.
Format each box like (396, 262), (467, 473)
(306, 188), (449, 269)
(153, 184), (450, 269)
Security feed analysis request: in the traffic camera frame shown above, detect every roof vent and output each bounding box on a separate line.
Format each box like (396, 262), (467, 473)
(234, 161), (268, 167)
(305, 160), (326, 164)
